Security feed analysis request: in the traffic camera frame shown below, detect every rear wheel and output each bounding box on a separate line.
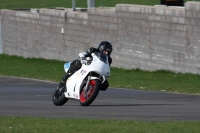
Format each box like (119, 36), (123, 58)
(80, 79), (101, 106)
(52, 83), (68, 106)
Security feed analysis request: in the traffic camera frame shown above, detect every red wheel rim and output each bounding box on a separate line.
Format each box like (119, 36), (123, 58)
(80, 80), (96, 102)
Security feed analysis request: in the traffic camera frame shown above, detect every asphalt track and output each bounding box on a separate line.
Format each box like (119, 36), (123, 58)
(0, 76), (200, 121)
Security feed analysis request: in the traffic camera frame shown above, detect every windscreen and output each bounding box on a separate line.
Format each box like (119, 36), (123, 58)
(94, 52), (108, 64)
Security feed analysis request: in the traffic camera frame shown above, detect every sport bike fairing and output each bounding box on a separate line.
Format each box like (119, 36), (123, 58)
(64, 52), (110, 100)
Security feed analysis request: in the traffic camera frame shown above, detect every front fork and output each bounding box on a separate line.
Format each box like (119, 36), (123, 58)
(84, 75), (91, 92)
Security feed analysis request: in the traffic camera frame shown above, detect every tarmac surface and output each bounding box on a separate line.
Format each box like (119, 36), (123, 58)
(0, 76), (200, 121)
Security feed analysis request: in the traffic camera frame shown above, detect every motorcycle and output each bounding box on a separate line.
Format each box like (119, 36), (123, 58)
(52, 52), (110, 106)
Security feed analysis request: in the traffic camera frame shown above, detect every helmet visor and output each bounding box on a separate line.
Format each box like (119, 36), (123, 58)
(105, 48), (112, 55)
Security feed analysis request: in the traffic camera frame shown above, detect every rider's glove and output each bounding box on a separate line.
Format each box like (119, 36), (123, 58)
(80, 57), (87, 65)
(81, 59), (87, 65)
(79, 52), (87, 65)
(79, 52), (86, 58)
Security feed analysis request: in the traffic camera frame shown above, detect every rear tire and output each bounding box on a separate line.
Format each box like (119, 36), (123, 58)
(52, 83), (68, 106)
(80, 79), (101, 106)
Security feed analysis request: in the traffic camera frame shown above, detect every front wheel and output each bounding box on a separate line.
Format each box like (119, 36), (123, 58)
(80, 79), (101, 106)
(52, 83), (68, 106)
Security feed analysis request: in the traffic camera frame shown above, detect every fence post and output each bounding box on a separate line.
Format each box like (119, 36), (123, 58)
(87, 0), (95, 8)
(72, 0), (76, 11)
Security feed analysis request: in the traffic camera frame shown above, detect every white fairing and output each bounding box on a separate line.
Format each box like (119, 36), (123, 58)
(64, 52), (110, 100)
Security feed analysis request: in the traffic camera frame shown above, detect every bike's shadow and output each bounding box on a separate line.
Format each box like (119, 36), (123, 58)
(65, 103), (181, 107)
(90, 103), (180, 107)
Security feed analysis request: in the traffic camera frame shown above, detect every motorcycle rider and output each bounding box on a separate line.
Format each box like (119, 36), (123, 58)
(59, 41), (113, 91)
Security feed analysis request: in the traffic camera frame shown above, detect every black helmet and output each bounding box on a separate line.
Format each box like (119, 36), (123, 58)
(98, 41), (113, 55)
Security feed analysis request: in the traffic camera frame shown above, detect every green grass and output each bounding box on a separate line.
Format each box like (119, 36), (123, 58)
(1, 54), (200, 94)
(0, 0), (200, 9)
(0, 54), (65, 81)
(110, 68), (200, 94)
(0, 116), (200, 133)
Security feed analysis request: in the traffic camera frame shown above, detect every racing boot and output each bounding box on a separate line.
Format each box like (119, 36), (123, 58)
(59, 72), (71, 86)
(56, 72), (71, 93)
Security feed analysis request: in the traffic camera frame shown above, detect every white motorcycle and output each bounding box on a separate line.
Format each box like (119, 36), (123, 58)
(52, 52), (110, 106)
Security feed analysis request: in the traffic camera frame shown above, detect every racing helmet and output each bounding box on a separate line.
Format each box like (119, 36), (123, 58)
(98, 41), (113, 55)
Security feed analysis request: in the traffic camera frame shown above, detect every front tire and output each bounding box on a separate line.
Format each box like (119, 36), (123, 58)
(80, 79), (101, 106)
(52, 83), (68, 106)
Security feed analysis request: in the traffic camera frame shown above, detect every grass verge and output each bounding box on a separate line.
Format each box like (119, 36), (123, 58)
(0, 54), (200, 94)
(0, 116), (200, 133)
